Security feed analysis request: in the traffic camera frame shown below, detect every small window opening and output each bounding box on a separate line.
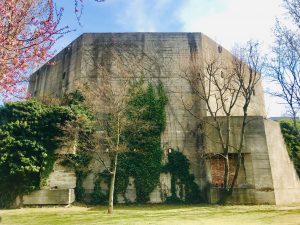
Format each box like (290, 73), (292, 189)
(218, 46), (222, 53)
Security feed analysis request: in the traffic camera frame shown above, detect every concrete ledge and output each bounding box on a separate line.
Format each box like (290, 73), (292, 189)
(23, 189), (75, 205)
(208, 188), (256, 204)
(254, 190), (276, 204)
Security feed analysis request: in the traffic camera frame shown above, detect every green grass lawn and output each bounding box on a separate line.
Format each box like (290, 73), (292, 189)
(0, 204), (299, 225)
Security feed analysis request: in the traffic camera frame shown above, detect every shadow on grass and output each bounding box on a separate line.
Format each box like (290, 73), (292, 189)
(85, 203), (213, 212)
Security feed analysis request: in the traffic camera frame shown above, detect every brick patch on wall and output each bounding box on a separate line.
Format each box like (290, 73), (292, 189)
(210, 154), (237, 187)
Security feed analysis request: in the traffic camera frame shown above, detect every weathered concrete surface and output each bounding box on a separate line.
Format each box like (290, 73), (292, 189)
(28, 33), (299, 205)
(20, 145), (77, 205)
(205, 117), (300, 205)
(23, 189), (75, 205)
(29, 33), (266, 190)
(264, 119), (300, 205)
(245, 118), (276, 204)
(208, 188), (256, 204)
(47, 166), (76, 190)
(21, 159), (76, 205)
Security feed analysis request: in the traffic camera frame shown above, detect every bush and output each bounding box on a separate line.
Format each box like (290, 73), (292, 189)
(0, 100), (74, 208)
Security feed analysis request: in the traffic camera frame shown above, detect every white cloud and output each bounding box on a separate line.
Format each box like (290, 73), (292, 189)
(117, 0), (173, 32)
(178, 0), (286, 117)
(117, 0), (155, 31)
(178, 0), (283, 51)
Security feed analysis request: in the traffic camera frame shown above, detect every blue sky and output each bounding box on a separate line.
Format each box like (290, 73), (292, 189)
(56, 0), (282, 51)
(54, 0), (284, 116)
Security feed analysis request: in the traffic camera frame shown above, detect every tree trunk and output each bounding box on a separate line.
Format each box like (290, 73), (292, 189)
(223, 155), (229, 190)
(223, 116), (231, 189)
(292, 112), (300, 140)
(229, 111), (247, 194)
(218, 154), (230, 204)
(220, 115), (230, 204)
(108, 113), (121, 214)
(108, 153), (118, 214)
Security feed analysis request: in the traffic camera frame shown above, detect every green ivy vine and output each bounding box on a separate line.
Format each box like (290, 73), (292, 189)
(115, 80), (167, 203)
(279, 119), (300, 176)
(163, 150), (203, 204)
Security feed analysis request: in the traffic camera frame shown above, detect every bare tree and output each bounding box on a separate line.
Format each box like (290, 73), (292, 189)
(182, 41), (263, 203)
(68, 41), (159, 214)
(283, 0), (300, 28)
(230, 42), (264, 195)
(269, 0), (300, 177)
(268, 0), (300, 132)
(269, 21), (300, 132)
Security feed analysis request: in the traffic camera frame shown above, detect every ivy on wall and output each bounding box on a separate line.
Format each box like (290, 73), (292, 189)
(61, 152), (92, 202)
(279, 119), (300, 176)
(58, 91), (96, 202)
(90, 172), (108, 204)
(115, 81), (167, 203)
(100, 81), (202, 204)
(60, 84), (203, 205)
(163, 150), (203, 204)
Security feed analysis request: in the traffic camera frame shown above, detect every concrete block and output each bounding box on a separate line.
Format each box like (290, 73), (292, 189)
(23, 189), (75, 205)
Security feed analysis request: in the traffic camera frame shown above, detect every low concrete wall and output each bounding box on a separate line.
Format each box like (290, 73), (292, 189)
(208, 188), (256, 204)
(23, 189), (75, 205)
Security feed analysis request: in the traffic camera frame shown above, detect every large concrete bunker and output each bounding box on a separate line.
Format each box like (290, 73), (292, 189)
(27, 33), (300, 205)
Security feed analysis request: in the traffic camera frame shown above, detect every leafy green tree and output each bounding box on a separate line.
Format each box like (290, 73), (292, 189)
(0, 100), (74, 208)
(279, 119), (300, 176)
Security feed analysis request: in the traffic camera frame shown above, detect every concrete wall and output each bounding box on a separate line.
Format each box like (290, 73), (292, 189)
(244, 118), (276, 204)
(29, 33), (295, 205)
(208, 188), (256, 204)
(46, 160), (76, 190)
(21, 147), (77, 205)
(264, 119), (300, 205)
(205, 116), (300, 205)
(29, 35), (84, 98)
(22, 189), (75, 205)
(204, 117), (269, 203)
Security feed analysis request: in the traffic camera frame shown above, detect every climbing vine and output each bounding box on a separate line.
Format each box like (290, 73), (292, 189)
(61, 152), (92, 202)
(279, 119), (300, 176)
(115, 80), (167, 203)
(59, 91), (96, 202)
(90, 172), (109, 204)
(163, 150), (203, 204)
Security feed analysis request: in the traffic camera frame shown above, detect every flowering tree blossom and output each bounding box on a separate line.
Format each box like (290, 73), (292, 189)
(0, 0), (67, 98)
(0, 0), (104, 99)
